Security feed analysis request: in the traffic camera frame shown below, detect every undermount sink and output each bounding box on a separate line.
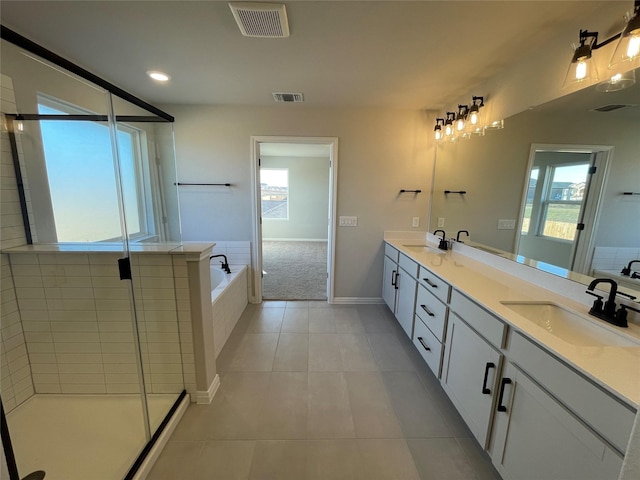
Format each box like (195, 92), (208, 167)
(403, 244), (444, 254)
(500, 301), (640, 348)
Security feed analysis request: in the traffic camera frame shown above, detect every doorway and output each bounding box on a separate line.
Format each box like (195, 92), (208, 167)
(516, 144), (610, 273)
(251, 137), (338, 303)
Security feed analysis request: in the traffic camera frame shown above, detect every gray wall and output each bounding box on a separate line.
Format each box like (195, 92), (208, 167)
(261, 155), (330, 241)
(168, 105), (433, 299)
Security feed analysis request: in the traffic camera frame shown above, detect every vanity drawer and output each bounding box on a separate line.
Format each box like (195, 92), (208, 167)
(450, 290), (506, 349)
(413, 316), (443, 378)
(399, 253), (419, 278)
(509, 332), (635, 454)
(415, 283), (448, 341)
(418, 266), (450, 304)
(385, 244), (399, 263)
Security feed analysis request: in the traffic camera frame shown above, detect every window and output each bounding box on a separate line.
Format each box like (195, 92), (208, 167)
(539, 163), (589, 241)
(260, 168), (289, 219)
(37, 96), (152, 242)
(521, 167), (538, 235)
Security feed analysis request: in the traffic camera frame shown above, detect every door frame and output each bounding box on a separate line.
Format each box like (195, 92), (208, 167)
(514, 143), (611, 274)
(250, 136), (338, 303)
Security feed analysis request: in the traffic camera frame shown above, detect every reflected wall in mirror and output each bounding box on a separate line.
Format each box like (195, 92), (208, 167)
(430, 67), (640, 292)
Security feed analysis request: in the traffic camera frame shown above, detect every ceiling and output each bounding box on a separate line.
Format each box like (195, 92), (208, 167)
(0, 1), (630, 111)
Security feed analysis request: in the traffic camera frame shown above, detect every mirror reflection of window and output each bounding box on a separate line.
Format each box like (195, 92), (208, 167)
(521, 167), (539, 235)
(540, 163), (590, 241)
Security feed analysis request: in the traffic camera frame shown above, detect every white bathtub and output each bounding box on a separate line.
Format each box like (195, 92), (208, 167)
(210, 265), (248, 357)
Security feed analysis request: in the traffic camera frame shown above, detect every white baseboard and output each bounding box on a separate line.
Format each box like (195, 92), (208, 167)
(132, 393), (190, 480)
(196, 374), (220, 404)
(331, 297), (384, 305)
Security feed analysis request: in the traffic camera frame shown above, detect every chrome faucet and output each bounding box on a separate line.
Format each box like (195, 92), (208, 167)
(210, 254), (231, 274)
(621, 259), (640, 276)
(433, 229), (449, 250)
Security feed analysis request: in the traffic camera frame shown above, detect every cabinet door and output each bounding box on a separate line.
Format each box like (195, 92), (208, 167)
(382, 255), (398, 312)
(395, 267), (417, 338)
(491, 363), (623, 480)
(441, 314), (501, 447)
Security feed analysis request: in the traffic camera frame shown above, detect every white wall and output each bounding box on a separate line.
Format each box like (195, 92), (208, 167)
(169, 105), (433, 299)
(261, 155), (329, 240)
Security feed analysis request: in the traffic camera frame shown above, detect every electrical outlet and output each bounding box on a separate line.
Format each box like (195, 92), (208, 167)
(497, 219), (516, 230)
(412, 217), (420, 227)
(437, 217), (445, 228)
(339, 216), (358, 227)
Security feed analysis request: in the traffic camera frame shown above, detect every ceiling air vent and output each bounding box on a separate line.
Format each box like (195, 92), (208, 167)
(591, 104), (631, 112)
(229, 2), (289, 38)
(272, 92), (304, 103)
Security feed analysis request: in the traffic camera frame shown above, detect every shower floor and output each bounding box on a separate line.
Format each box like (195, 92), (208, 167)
(7, 394), (178, 480)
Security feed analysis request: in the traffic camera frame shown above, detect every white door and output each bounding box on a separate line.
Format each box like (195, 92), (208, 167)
(517, 146), (609, 273)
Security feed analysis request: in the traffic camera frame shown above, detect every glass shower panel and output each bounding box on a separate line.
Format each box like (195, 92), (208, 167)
(0, 39), (149, 480)
(111, 97), (184, 434)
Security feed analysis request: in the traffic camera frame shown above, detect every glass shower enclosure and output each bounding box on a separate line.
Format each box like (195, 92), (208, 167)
(1, 27), (184, 480)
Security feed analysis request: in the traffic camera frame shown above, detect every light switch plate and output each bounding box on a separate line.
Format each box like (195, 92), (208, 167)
(412, 217), (420, 227)
(339, 216), (358, 227)
(437, 217), (445, 228)
(497, 219), (516, 230)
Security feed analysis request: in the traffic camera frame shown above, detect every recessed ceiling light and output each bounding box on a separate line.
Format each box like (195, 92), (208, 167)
(147, 70), (170, 82)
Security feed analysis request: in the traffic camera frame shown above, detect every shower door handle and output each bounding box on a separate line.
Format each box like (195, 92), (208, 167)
(118, 257), (132, 280)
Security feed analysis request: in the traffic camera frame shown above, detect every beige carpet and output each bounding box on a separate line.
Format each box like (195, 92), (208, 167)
(262, 241), (327, 300)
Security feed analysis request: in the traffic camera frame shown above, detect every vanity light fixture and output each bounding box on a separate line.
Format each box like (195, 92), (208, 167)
(467, 96), (484, 127)
(444, 112), (455, 137)
(434, 118), (445, 141)
(609, 1), (640, 69)
(564, 1), (640, 88)
(455, 105), (468, 132)
(563, 29), (600, 87)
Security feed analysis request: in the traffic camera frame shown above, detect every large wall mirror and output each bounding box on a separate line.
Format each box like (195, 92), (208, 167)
(429, 67), (640, 294)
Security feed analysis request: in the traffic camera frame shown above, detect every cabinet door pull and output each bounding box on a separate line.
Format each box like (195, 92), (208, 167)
(481, 362), (495, 394)
(420, 304), (435, 317)
(497, 377), (512, 412)
(417, 337), (431, 351)
(394, 272), (400, 290)
(391, 270), (397, 287)
(423, 278), (438, 288)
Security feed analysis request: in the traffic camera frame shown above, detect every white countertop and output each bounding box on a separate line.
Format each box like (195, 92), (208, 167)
(385, 237), (640, 408)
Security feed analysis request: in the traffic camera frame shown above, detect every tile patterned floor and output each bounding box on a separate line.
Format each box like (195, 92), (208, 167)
(148, 302), (502, 480)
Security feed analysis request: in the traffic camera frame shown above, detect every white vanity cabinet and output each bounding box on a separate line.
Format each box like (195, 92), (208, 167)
(395, 253), (418, 338)
(382, 245), (399, 311)
(442, 290), (506, 447)
(412, 269), (451, 378)
(490, 361), (624, 480)
(488, 331), (635, 480)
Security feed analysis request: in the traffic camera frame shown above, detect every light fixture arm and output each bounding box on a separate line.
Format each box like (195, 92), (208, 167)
(576, 1), (639, 50)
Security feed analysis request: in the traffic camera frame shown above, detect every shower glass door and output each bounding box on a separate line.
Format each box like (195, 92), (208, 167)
(111, 96), (185, 435)
(0, 39), (151, 480)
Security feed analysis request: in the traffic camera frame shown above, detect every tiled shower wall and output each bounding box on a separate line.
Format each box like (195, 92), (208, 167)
(209, 241), (251, 267)
(591, 247), (640, 273)
(8, 252), (195, 398)
(1, 74), (35, 412)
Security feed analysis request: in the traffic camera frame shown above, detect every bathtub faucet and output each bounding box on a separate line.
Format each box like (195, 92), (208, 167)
(210, 254), (231, 274)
